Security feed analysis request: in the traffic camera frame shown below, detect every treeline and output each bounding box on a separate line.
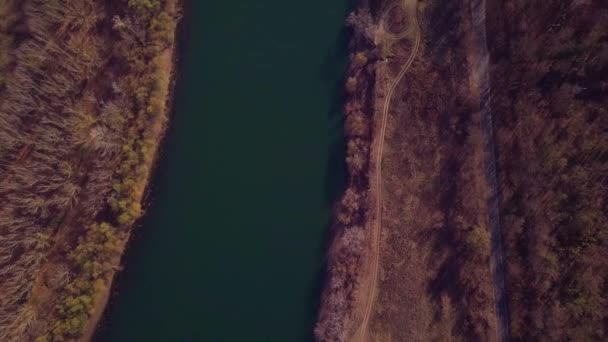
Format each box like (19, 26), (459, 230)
(315, 8), (376, 342)
(487, 0), (608, 340)
(0, 0), (178, 341)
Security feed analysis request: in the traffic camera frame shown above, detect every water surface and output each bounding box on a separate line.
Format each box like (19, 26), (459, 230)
(96, 0), (351, 340)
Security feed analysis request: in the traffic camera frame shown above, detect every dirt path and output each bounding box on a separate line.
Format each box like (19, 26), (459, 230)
(351, 1), (420, 341)
(468, 0), (510, 339)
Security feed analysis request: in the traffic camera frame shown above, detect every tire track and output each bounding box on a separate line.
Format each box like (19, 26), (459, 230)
(469, 0), (510, 340)
(351, 1), (420, 340)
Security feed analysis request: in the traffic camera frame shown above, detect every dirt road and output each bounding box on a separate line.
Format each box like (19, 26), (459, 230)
(351, 1), (420, 341)
(468, 0), (510, 340)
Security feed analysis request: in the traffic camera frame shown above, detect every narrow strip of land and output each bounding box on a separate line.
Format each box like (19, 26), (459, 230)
(352, 1), (420, 340)
(469, 0), (510, 342)
(467, 0), (510, 339)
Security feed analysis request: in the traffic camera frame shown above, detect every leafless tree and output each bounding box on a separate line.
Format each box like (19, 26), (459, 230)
(346, 8), (375, 42)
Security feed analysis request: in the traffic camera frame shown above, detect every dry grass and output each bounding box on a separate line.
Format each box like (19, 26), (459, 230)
(366, 1), (498, 341)
(318, 1), (504, 341)
(358, 0), (608, 341)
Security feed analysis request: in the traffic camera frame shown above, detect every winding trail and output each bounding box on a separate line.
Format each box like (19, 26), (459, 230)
(352, 1), (420, 341)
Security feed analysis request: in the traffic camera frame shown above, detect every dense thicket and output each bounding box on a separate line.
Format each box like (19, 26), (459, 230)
(315, 9), (376, 342)
(0, 0), (177, 341)
(487, 1), (608, 340)
(0, 1), (113, 338)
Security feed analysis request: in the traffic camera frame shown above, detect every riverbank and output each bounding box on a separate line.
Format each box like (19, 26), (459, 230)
(0, 1), (182, 340)
(325, 1), (608, 341)
(80, 1), (182, 340)
(314, 4), (378, 341)
(362, 1), (500, 340)
(96, 0), (353, 340)
(317, 1), (503, 341)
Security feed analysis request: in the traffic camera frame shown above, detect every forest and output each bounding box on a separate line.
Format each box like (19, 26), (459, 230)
(0, 0), (178, 341)
(487, 0), (608, 340)
(315, 9), (376, 341)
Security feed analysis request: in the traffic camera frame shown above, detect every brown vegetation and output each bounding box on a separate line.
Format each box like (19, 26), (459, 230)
(365, 1), (500, 340)
(319, 0), (608, 341)
(487, 0), (608, 340)
(0, 0), (179, 341)
(315, 8), (377, 342)
(0, 0), (20, 90)
(319, 1), (499, 340)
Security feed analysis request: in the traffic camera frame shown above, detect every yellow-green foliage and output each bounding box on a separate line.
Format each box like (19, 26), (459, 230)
(127, 0), (160, 11)
(466, 225), (490, 259)
(345, 77), (358, 94)
(107, 6), (175, 227)
(42, 1), (177, 340)
(353, 52), (368, 68)
(48, 222), (125, 341)
(47, 223), (122, 341)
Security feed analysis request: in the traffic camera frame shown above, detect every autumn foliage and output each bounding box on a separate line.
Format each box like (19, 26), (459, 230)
(487, 1), (608, 339)
(315, 11), (376, 342)
(0, 0), (179, 340)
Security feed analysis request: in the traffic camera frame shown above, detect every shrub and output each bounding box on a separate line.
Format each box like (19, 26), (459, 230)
(127, 0), (160, 11)
(345, 77), (358, 94)
(0, 0), (178, 339)
(465, 225), (490, 260)
(345, 139), (369, 174)
(336, 188), (361, 225)
(345, 111), (369, 137)
(353, 52), (368, 68)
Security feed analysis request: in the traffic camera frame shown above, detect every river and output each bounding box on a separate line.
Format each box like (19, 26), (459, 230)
(95, 0), (352, 341)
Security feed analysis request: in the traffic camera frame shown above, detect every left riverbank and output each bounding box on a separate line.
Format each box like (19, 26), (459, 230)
(0, 1), (181, 341)
(79, 1), (182, 340)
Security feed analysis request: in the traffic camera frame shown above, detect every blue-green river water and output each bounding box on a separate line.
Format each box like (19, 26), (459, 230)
(96, 0), (351, 340)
